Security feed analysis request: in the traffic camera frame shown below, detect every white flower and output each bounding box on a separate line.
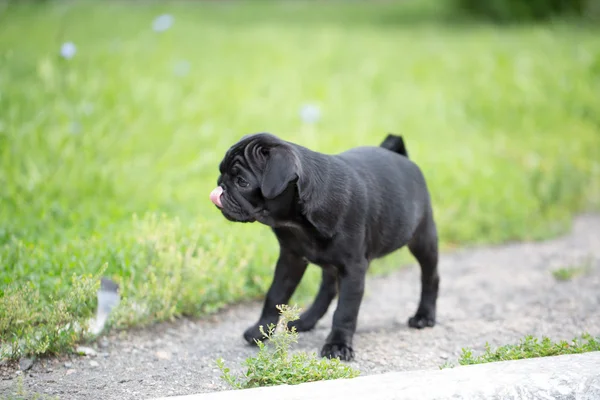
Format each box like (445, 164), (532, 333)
(81, 102), (94, 116)
(153, 14), (174, 32)
(70, 121), (81, 134)
(60, 42), (76, 59)
(110, 38), (122, 53)
(299, 103), (321, 124)
(173, 60), (190, 77)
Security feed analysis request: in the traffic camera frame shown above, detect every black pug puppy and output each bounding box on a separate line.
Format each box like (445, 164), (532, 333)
(209, 132), (439, 361)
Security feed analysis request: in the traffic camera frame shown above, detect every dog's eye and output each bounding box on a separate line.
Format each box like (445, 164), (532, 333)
(236, 176), (249, 188)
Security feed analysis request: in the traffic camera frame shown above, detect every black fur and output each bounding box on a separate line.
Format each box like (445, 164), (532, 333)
(380, 133), (408, 157)
(212, 132), (439, 361)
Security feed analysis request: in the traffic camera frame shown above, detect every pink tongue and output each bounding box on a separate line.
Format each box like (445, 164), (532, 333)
(210, 186), (223, 208)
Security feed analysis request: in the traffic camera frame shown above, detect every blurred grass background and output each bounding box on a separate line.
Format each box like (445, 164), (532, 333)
(1, 0), (599, 359)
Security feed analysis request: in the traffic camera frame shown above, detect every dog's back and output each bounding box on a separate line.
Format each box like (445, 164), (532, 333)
(333, 134), (429, 257)
(380, 133), (408, 158)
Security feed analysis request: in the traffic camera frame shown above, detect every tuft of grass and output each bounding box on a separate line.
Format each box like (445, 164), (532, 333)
(441, 333), (600, 368)
(552, 266), (587, 281)
(1, 0), (599, 359)
(551, 257), (594, 281)
(216, 304), (360, 389)
(0, 268), (104, 360)
(3, 375), (60, 400)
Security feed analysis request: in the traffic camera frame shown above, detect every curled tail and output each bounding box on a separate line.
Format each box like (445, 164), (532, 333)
(380, 133), (408, 158)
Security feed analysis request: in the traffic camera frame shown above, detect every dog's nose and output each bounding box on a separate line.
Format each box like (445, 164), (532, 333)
(210, 186), (223, 208)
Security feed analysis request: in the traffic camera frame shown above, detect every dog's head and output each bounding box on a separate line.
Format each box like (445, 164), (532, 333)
(210, 133), (301, 225)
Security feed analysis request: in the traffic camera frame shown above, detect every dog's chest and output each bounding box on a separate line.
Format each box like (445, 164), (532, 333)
(273, 225), (336, 267)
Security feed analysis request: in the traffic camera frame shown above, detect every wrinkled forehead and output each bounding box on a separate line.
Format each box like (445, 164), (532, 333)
(218, 133), (279, 175)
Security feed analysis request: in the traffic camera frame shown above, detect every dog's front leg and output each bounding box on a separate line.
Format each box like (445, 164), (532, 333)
(288, 267), (338, 332)
(243, 249), (308, 345)
(320, 259), (367, 361)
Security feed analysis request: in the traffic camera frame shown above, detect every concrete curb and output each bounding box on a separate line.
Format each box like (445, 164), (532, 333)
(151, 352), (600, 400)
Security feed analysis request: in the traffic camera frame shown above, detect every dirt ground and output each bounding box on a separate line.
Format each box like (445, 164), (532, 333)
(2, 214), (599, 400)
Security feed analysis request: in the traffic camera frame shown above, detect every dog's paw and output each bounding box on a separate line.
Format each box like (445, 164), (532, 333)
(287, 318), (315, 333)
(320, 343), (354, 361)
(408, 313), (436, 329)
(243, 324), (269, 345)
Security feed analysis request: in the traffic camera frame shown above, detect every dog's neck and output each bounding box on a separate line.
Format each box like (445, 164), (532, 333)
(294, 147), (346, 239)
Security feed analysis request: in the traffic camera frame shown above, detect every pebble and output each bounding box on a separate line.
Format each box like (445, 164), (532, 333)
(64, 362), (73, 369)
(19, 358), (34, 371)
(66, 369), (77, 375)
(89, 360), (100, 368)
(76, 346), (98, 357)
(155, 351), (171, 360)
(166, 328), (179, 337)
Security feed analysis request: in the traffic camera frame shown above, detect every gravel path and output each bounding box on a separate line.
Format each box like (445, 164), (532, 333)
(2, 214), (600, 400)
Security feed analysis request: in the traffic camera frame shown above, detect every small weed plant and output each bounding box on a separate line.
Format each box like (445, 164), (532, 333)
(0, 268), (104, 360)
(4, 375), (60, 400)
(552, 257), (593, 281)
(441, 333), (600, 368)
(216, 304), (360, 389)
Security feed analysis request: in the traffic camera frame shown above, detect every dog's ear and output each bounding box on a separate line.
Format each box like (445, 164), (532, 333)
(261, 147), (298, 200)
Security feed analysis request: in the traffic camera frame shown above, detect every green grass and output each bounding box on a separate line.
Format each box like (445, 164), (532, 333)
(1, 0), (600, 360)
(552, 256), (594, 281)
(3, 375), (59, 400)
(216, 304), (360, 389)
(441, 334), (600, 368)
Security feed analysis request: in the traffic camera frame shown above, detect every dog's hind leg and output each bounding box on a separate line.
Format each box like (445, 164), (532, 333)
(288, 268), (337, 332)
(321, 258), (368, 361)
(407, 209), (440, 329)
